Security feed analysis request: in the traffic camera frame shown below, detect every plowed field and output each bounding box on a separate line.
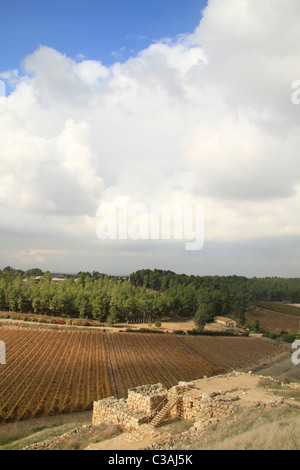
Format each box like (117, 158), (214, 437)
(246, 309), (300, 334)
(0, 326), (285, 423)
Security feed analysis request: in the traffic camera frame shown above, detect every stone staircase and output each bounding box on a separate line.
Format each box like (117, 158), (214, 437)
(149, 394), (181, 428)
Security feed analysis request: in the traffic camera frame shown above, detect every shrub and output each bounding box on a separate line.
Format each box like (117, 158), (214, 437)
(187, 329), (202, 335)
(139, 328), (164, 334)
(201, 330), (236, 337)
(281, 333), (296, 343)
(125, 328), (165, 334)
(270, 333), (280, 339)
(262, 333), (280, 340)
(247, 320), (260, 332)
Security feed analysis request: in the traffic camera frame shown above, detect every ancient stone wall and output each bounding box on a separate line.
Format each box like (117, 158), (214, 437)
(92, 397), (148, 431)
(92, 384), (168, 431)
(127, 383), (168, 414)
(165, 381), (240, 421)
(181, 390), (240, 420)
(92, 380), (241, 432)
(167, 382), (194, 418)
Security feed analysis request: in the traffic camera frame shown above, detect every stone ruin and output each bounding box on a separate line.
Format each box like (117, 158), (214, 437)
(92, 379), (241, 432)
(92, 383), (168, 431)
(93, 372), (300, 434)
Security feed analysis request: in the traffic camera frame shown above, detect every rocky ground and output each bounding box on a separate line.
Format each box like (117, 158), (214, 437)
(21, 371), (300, 451)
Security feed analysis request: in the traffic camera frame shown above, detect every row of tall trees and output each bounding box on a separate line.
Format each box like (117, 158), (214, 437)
(1, 267), (299, 325)
(129, 269), (300, 303)
(0, 272), (161, 324)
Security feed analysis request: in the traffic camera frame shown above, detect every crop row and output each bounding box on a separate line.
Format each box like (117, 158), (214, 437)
(0, 327), (111, 422)
(0, 326), (286, 423)
(179, 336), (284, 371)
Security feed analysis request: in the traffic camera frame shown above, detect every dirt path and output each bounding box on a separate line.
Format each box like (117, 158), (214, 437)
(193, 373), (262, 393)
(193, 372), (290, 407)
(85, 431), (155, 451)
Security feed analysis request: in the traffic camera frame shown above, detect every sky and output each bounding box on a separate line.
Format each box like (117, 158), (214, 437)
(0, 0), (300, 277)
(0, 0), (207, 71)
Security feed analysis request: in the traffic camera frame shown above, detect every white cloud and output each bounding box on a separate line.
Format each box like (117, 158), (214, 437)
(192, 0), (300, 123)
(0, 116), (104, 215)
(0, 69), (19, 87)
(183, 116), (300, 200)
(1, 0), (300, 273)
(76, 60), (109, 84)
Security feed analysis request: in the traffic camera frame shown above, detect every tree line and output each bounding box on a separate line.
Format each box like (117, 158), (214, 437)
(0, 266), (300, 326)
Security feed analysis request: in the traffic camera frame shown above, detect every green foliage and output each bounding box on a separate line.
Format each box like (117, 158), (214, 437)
(107, 306), (120, 325)
(281, 333), (296, 343)
(262, 331), (296, 343)
(247, 320), (260, 332)
(125, 328), (165, 334)
(262, 333), (280, 340)
(202, 330), (236, 337)
(25, 268), (44, 277)
(1, 266), (300, 326)
(256, 301), (300, 317)
(92, 293), (110, 321)
(194, 304), (211, 333)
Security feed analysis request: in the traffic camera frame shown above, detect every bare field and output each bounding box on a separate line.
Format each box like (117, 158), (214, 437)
(246, 309), (300, 334)
(0, 325), (286, 423)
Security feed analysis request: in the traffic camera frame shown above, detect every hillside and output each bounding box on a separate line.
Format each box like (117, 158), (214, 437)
(246, 303), (300, 334)
(17, 367), (300, 451)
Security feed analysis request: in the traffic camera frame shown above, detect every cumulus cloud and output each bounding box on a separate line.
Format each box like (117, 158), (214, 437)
(0, 0), (300, 273)
(192, 0), (300, 121)
(0, 115), (104, 215)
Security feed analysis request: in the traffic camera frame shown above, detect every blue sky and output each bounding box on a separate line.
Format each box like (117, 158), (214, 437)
(1, 0), (207, 72)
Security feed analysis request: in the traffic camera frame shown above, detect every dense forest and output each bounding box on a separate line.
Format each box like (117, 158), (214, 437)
(0, 266), (300, 326)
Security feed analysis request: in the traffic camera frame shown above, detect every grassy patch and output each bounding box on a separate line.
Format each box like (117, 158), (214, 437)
(44, 424), (123, 450)
(190, 406), (300, 450)
(253, 354), (300, 384)
(0, 411), (92, 450)
(258, 378), (284, 390)
(256, 301), (300, 317)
